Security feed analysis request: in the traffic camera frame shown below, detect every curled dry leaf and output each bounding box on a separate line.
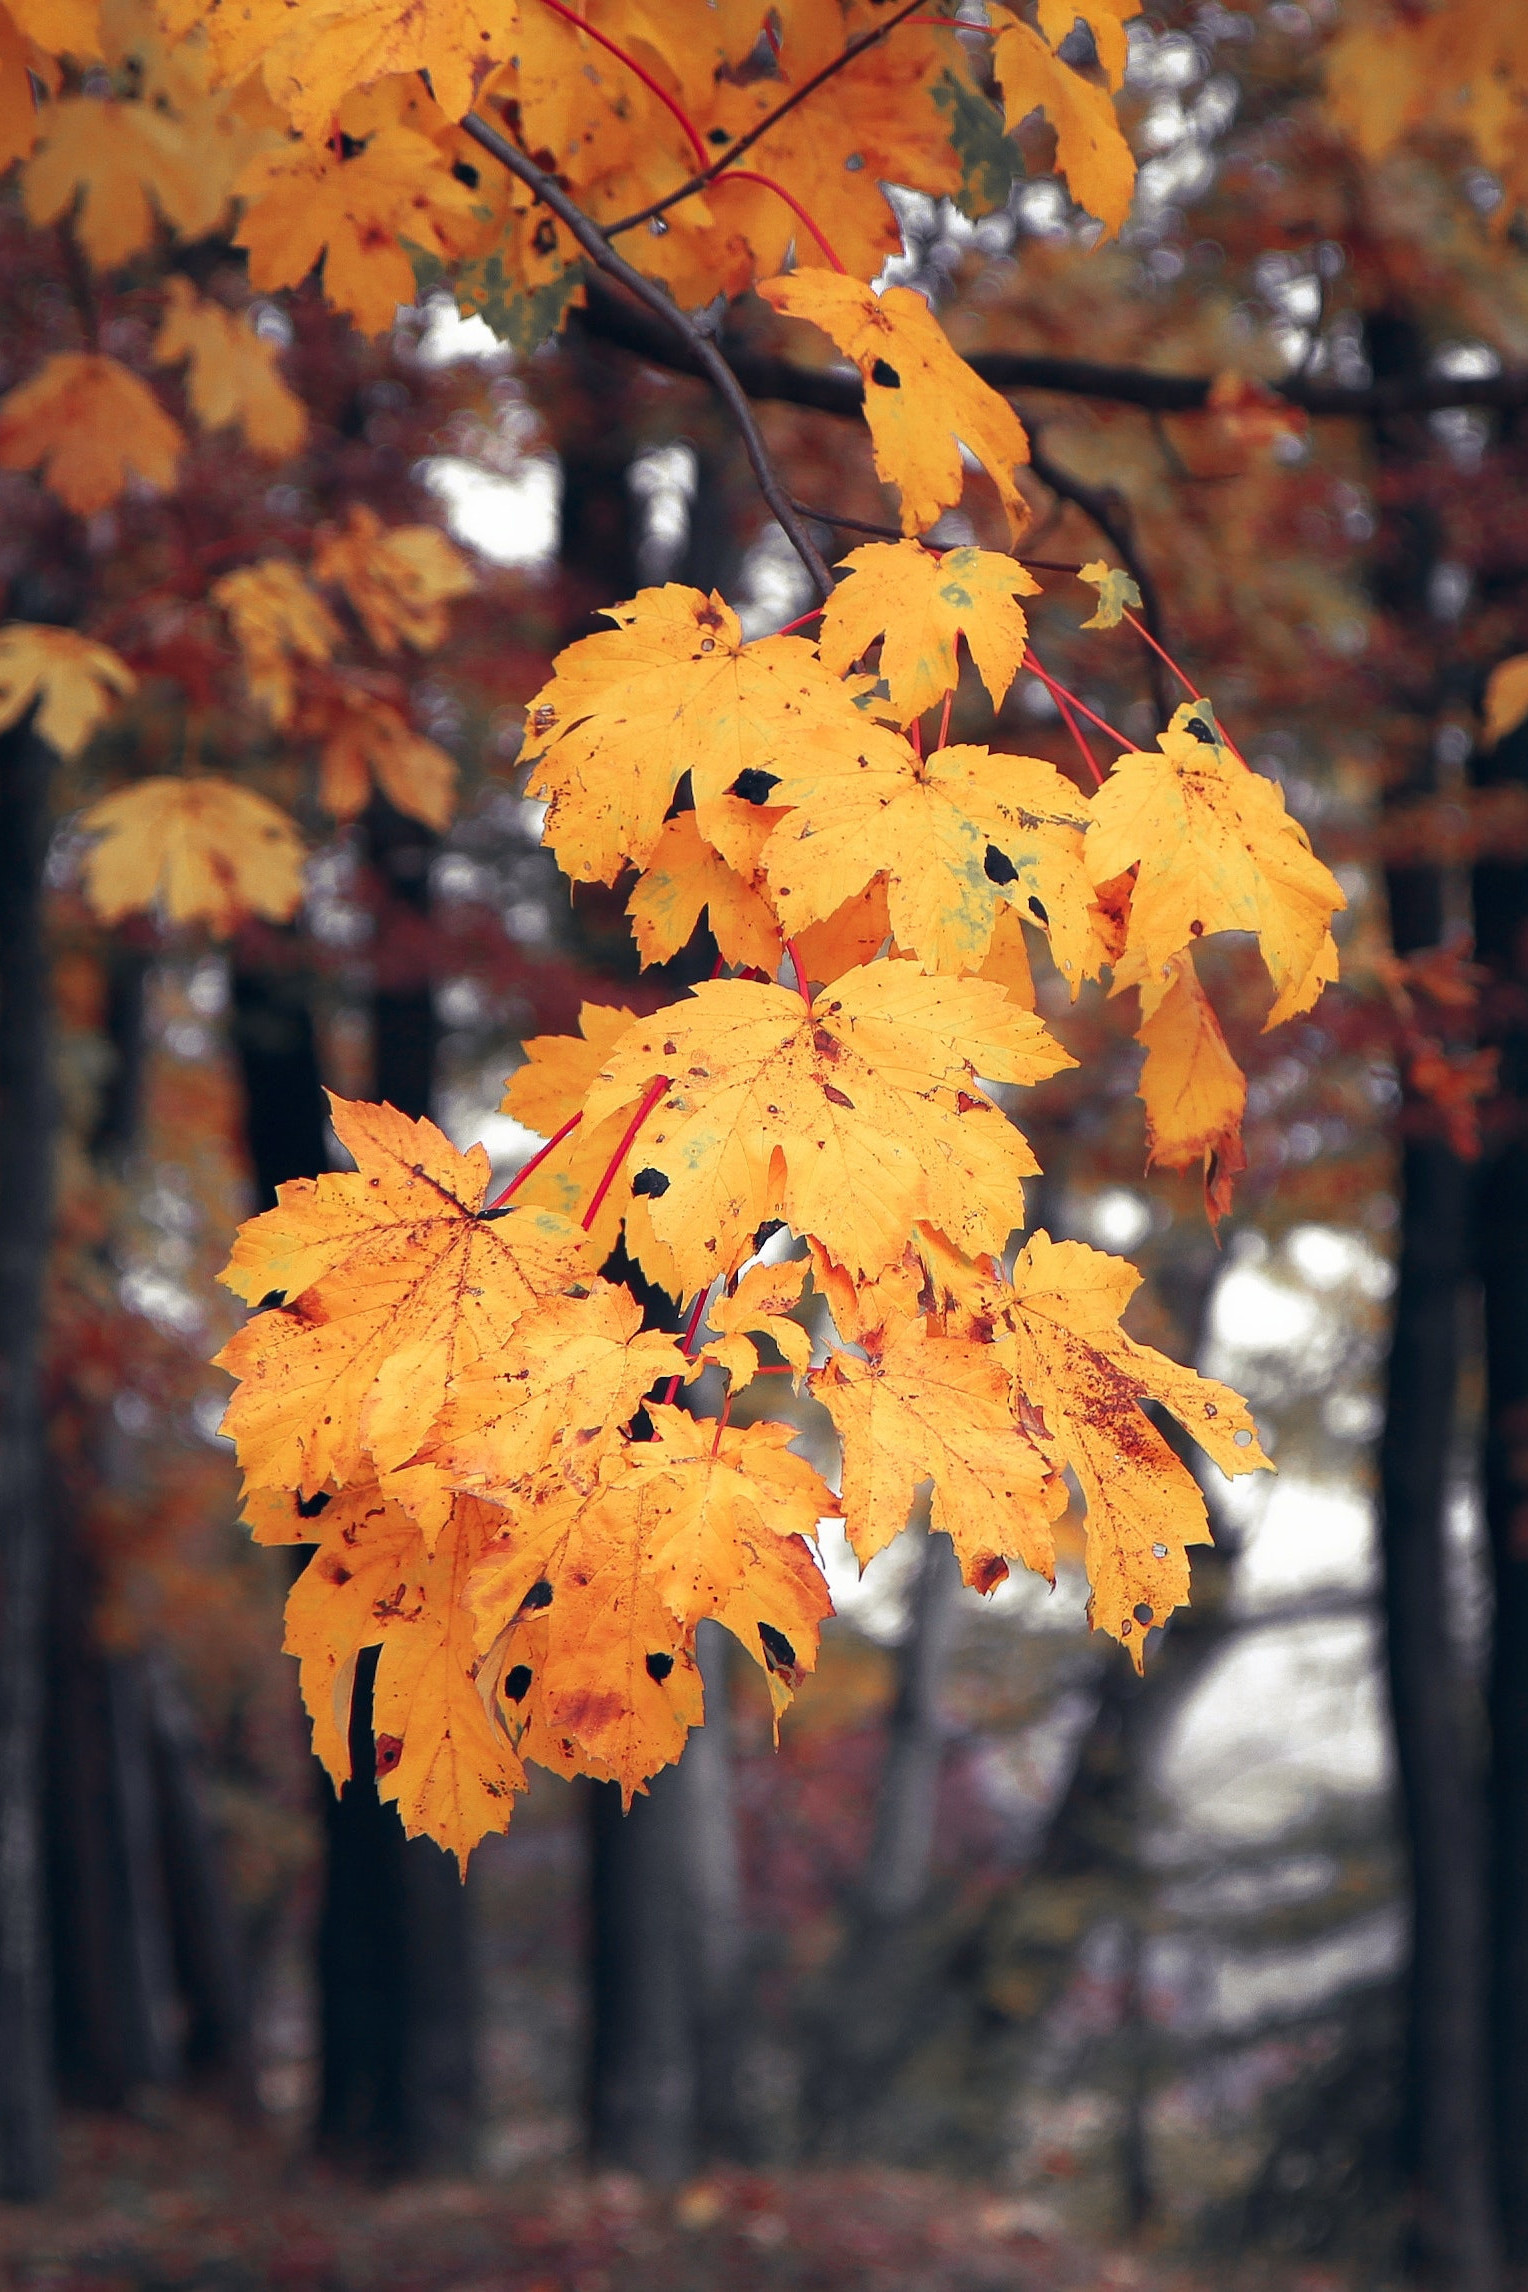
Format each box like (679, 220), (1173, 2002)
(0, 622), (134, 756)
(79, 775), (305, 933)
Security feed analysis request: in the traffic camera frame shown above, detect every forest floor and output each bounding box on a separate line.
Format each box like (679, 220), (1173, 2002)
(0, 2100), (1366, 2292)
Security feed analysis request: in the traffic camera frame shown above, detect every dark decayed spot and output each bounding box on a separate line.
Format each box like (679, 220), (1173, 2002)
(645, 1651), (675, 1682)
(758, 1622), (797, 1673)
(823, 1083), (854, 1109)
(631, 1167), (670, 1197)
(452, 159), (479, 188)
(983, 844), (1019, 885)
(733, 767), (781, 805)
(296, 1489), (331, 1519)
(374, 1734), (403, 1778)
(503, 1665), (533, 1703)
(870, 359), (901, 388)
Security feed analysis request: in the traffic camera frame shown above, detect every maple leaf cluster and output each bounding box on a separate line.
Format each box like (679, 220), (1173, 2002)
(201, 534), (1346, 1867)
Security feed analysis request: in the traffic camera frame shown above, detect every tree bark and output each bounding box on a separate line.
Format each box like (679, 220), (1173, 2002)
(0, 719), (58, 2197)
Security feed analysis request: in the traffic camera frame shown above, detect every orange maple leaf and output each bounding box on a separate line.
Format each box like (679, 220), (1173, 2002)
(312, 502), (474, 653)
(0, 352), (183, 513)
(79, 776), (305, 933)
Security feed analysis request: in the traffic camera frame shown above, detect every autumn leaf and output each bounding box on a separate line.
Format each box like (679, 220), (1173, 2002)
(1123, 947), (1247, 1225)
(0, 622), (133, 755)
(1078, 558), (1143, 630)
(992, 17), (1137, 234)
(1086, 701), (1345, 1028)
(1036, 0), (1141, 91)
(759, 272), (1032, 542)
(316, 690), (458, 831)
(212, 559), (340, 727)
(763, 735), (1101, 983)
(216, 1096), (594, 1501)
(692, 1255), (814, 1389)
(24, 92), (218, 269)
(0, 7), (50, 171)
(7, 0), (100, 53)
(627, 806), (784, 978)
(503, 1002), (637, 1138)
(234, 122), (483, 337)
(312, 503), (474, 653)
(0, 352), (183, 513)
(996, 1232), (1271, 1665)
(818, 540), (1039, 724)
(430, 1280), (685, 1508)
(152, 278), (306, 458)
(173, 0), (514, 134)
(1484, 654), (1528, 748)
(814, 1314), (1062, 1593)
(579, 965), (1071, 1291)
(273, 1478), (524, 1867)
(79, 776), (305, 933)
(522, 583), (877, 883)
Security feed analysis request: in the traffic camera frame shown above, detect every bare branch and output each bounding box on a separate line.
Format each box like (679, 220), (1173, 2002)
(602, 0), (937, 241)
(459, 115), (835, 601)
(1023, 430), (1173, 729)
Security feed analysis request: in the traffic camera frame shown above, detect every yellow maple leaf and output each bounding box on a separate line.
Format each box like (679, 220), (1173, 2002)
(760, 272), (1032, 542)
(212, 559), (340, 727)
(170, 0), (513, 134)
(976, 901), (1037, 1010)
(316, 690), (457, 831)
(1086, 702), (1345, 1029)
(152, 278), (306, 458)
(431, 1280), (686, 1508)
(1077, 557), (1143, 629)
(0, 622), (134, 755)
(1122, 946), (1247, 1225)
(235, 121), (483, 337)
(992, 18), (1136, 234)
(818, 541), (1039, 724)
(79, 775), (305, 933)
(275, 1479), (523, 1866)
(763, 735), (1100, 982)
(0, 352), (183, 514)
(692, 1255), (814, 1390)
(579, 965), (1071, 1291)
(8, 0), (99, 49)
(216, 1095), (594, 1498)
(1484, 653), (1528, 748)
(814, 1313), (1062, 1593)
(0, 7), (51, 171)
(312, 503), (474, 654)
(1035, 0), (1141, 91)
(503, 1001), (637, 1137)
(627, 805), (783, 977)
(25, 93), (211, 268)
(997, 1232), (1271, 1664)
(523, 583), (876, 883)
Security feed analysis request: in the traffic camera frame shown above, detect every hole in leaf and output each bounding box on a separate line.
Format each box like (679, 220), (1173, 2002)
(664, 769), (695, 818)
(258, 1289), (287, 1310)
(521, 1579), (554, 1611)
(1133, 1602), (1155, 1626)
(452, 159), (480, 189)
(631, 1167), (670, 1198)
(758, 1622), (797, 1673)
(296, 1489), (331, 1519)
(1183, 716), (1217, 744)
(645, 1651), (675, 1682)
(1152, 1541), (1169, 1558)
(707, 126), (729, 145)
(1234, 1428), (1253, 1446)
(503, 1664), (533, 1703)
(983, 844), (1019, 886)
(870, 358), (901, 388)
(1028, 896), (1049, 925)
(732, 768), (781, 805)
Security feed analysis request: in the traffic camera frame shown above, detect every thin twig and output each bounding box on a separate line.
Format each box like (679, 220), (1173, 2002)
(604, 0), (940, 239)
(460, 110), (834, 602)
(1025, 428), (1172, 730)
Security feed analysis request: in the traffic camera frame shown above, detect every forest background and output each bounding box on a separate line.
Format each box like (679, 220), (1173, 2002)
(0, 1), (1525, 2288)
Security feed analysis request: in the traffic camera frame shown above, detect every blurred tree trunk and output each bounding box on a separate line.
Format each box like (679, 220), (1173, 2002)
(232, 833), (477, 2174)
(1474, 710), (1528, 2261)
(0, 718), (58, 2197)
(1368, 311), (1500, 2292)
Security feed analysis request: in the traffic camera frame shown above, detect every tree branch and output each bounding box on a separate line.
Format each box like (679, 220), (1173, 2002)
(578, 278), (1528, 419)
(1023, 430), (1173, 728)
(602, 0), (939, 241)
(459, 115), (835, 601)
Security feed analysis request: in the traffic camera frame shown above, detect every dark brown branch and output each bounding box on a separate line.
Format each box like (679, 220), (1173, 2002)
(603, 0), (937, 240)
(578, 278), (1528, 420)
(1024, 431), (1173, 728)
(459, 116), (834, 601)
